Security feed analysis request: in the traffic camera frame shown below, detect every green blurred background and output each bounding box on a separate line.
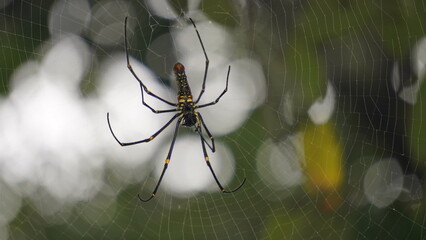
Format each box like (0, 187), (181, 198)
(0, 0), (425, 239)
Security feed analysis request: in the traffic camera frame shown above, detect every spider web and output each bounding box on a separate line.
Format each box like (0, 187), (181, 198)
(0, 0), (425, 239)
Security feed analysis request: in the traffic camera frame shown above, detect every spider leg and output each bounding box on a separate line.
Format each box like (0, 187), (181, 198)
(107, 112), (180, 146)
(124, 17), (177, 112)
(189, 18), (210, 104)
(196, 65), (231, 109)
(196, 113), (215, 152)
(138, 117), (182, 202)
(198, 128), (214, 153)
(197, 127), (246, 194)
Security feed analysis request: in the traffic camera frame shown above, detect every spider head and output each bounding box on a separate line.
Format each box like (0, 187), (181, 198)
(181, 112), (197, 127)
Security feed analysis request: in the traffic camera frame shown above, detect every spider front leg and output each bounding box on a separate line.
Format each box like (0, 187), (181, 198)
(196, 113), (215, 152)
(138, 118), (182, 202)
(197, 126), (246, 193)
(124, 17), (177, 113)
(107, 112), (180, 146)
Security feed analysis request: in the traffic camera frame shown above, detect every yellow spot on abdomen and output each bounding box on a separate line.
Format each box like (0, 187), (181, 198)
(178, 97), (193, 103)
(165, 158), (170, 164)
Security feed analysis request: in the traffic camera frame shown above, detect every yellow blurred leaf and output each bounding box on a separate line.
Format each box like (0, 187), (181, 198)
(302, 122), (344, 193)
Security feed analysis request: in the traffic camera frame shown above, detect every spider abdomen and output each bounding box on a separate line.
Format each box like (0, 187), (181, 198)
(173, 62), (193, 102)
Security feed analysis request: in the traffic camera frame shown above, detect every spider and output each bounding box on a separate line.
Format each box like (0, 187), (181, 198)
(107, 17), (246, 202)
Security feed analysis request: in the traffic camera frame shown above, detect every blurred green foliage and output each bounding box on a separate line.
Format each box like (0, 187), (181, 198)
(1, 0), (425, 239)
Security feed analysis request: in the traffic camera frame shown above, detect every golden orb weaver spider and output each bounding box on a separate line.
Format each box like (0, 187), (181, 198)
(106, 17), (246, 202)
